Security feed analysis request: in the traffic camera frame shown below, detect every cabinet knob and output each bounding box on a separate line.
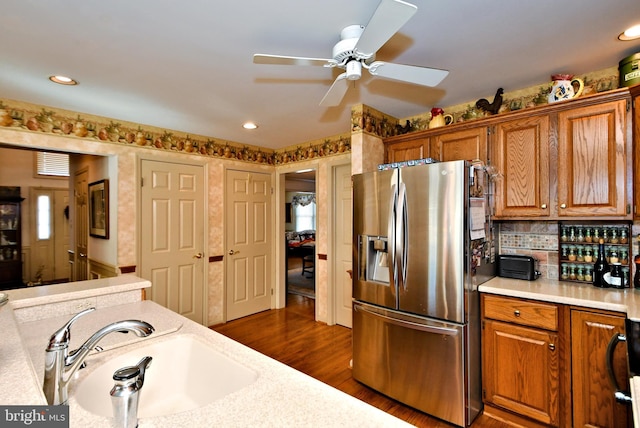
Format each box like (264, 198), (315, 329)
(549, 343), (556, 351)
(560, 203), (567, 209)
(514, 310), (520, 317)
(541, 204), (547, 209)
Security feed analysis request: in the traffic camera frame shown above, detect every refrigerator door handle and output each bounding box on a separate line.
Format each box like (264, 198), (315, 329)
(354, 304), (460, 336)
(388, 184), (398, 295)
(396, 182), (408, 291)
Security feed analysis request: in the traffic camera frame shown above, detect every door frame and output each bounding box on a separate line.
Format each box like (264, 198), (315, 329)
(136, 153), (209, 324)
(274, 162), (318, 312)
(324, 156), (351, 326)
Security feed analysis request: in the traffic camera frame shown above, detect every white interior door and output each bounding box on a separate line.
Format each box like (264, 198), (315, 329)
(30, 188), (69, 282)
(140, 159), (206, 325)
(334, 164), (353, 328)
(225, 169), (272, 321)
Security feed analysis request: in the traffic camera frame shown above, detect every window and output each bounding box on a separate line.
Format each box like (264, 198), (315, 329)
(37, 194), (51, 240)
(295, 202), (316, 232)
(35, 152), (69, 177)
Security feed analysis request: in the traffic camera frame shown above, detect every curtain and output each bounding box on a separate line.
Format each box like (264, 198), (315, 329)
(291, 193), (315, 206)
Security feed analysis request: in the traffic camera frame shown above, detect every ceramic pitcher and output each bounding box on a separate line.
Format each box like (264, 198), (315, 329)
(548, 74), (584, 103)
(428, 108), (453, 129)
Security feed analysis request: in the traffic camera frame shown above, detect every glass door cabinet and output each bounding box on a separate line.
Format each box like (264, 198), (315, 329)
(0, 187), (23, 289)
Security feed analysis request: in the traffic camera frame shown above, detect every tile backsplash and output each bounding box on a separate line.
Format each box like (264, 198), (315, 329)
(498, 221), (560, 279)
(498, 221), (640, 281)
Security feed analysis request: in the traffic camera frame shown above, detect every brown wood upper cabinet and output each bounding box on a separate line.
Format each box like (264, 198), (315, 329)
(630, 85), (640, 219)
(492, 115), (550, 217)
(385, 136), (429, 164)
(493, 96), (630, 219)
(556, 99), (629, 217)
(384, 89), (633, 220)
(430, 127), (488, 163)
(384, 126), (488, 164)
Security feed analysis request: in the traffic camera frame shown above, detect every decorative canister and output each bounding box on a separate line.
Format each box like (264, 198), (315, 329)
(619, 52), (640, 87)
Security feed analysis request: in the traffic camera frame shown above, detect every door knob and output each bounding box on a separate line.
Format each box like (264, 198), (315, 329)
(541, 204), (547, 209)
(193, 252), (203, 259)
(560, 203), (567, 209)
(228, 249), (239, 255)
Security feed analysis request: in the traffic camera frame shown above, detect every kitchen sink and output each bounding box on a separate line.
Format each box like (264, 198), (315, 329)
(74, 334), (259, 418)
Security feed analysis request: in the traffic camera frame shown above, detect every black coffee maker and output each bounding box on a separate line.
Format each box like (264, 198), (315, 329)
(607, 318), (640, 404)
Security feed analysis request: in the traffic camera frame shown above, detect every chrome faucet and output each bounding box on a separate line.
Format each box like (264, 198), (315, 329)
(111, 356), (153, 428)
(43, 307), (155, 405)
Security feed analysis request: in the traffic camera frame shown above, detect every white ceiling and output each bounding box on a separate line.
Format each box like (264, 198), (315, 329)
(2, 1), (640, 151)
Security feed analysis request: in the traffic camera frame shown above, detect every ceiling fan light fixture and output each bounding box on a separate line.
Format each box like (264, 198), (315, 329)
(346, 61), (362, 80)
(49, 75), (78, 85)
(619, 24), (640, 40)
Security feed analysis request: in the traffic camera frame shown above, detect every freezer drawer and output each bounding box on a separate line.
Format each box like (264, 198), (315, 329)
(352, 301), (479, 427)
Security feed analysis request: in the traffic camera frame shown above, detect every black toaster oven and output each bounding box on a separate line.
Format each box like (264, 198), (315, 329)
(497, 254), (540, 281)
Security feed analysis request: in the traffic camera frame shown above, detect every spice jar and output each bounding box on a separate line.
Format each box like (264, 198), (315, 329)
(620, 228), (628, 244)
(584, 228), (592, 243)
(610, 228), (619, 244)
(584, 266), (593, 282)
(584, 247), (593, 263)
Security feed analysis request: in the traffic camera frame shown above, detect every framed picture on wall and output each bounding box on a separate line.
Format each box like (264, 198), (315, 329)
(89, 179), (109, 239)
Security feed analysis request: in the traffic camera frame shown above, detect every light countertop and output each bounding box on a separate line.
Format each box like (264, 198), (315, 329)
(478, 276), (640, 319)
(1, 277), (413, 427)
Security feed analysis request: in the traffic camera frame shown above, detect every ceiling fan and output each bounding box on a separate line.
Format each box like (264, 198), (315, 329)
(253, 0), (449, 107)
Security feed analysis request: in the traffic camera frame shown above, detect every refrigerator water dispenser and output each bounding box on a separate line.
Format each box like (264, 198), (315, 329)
(359, 235), (390, 284)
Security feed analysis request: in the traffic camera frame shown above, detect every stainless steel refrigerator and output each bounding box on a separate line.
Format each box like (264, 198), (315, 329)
(352, 160), (495, 427)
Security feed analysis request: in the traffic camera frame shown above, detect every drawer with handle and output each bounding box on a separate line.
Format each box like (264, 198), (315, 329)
(482, 294), (559, 331)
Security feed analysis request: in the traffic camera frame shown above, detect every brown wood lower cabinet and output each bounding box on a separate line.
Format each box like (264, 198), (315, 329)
(571, 308), (630, 428)
(482, 319), (560, 425)
(482, 294), (562, 426)
(481, 294), (631, 427)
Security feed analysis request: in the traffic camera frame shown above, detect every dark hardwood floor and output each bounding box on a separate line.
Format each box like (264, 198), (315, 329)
(211, 294), (509, 428)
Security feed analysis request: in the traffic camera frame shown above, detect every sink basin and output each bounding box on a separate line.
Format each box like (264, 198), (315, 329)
(74, 334), (258, 418)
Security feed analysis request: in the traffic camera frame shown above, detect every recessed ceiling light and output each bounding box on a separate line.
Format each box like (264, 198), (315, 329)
(49, 75), (78, 85)
(242, 122), (258, 130)
(619, 24), (640, 40)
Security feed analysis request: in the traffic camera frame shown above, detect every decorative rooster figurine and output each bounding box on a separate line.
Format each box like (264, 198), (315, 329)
(476, 88), (504, 115)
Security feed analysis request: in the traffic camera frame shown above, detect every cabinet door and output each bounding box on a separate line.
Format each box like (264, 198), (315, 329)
(571, 310), (629, 428)
(557, 100), (629, 217)
(430, 127), (487, 163)
(385, 138), (429, 163)
(492, 116), (550, 218)
(633, 92), (640, 219)
(482, 319), (559, 426)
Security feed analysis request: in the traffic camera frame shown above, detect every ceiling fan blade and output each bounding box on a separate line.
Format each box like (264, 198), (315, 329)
(367, 61), (449, 87)
(253, 54), (334, 67)
(354, 0), (417, 56)
(319, 73), (350, 107)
